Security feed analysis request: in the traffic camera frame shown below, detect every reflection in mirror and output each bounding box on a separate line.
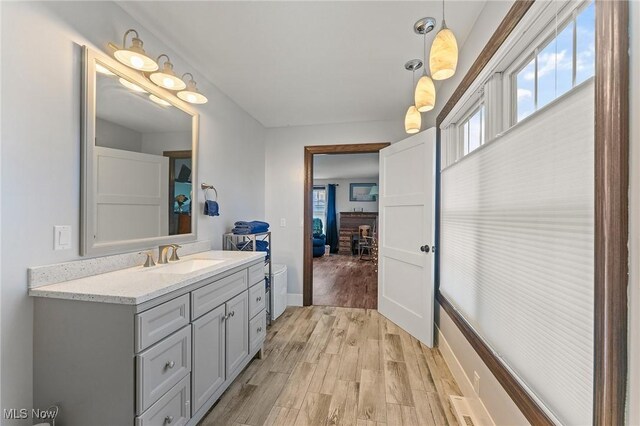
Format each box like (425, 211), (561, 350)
(94, 64), (193, 244)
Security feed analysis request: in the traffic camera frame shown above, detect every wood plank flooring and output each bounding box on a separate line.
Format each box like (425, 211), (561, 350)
(313, 255), (378, 309)
(199, 306), (462, 426)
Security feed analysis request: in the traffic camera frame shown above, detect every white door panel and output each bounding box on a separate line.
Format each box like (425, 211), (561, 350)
(378, 128), (436, 347)
(94, 146), (169, 243)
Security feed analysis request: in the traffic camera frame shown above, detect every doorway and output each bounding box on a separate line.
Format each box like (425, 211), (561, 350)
(303, 143), (390, 306)
(312, 153), (379, 309)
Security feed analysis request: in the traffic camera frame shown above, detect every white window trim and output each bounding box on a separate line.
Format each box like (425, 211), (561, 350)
(440, 0), (593, 173)
(505, 1), (591, 126)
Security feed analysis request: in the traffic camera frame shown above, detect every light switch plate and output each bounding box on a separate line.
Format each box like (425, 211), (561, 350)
(280, 218), (286, 227)
(54, 226), (72, 250)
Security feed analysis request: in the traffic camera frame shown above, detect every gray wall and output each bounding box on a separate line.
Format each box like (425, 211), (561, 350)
(1, 2), (266, 422)
(96, 118), (143, 152)
(313, 177), (379, 230)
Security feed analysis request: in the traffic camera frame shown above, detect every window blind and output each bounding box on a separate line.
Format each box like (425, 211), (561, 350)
(440, 81), (594, 425)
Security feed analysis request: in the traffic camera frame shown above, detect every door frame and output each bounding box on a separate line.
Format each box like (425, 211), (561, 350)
(303, 143), (390, 306)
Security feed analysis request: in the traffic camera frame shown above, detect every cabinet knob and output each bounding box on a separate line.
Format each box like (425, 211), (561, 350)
(257, 296), (262, 302)
(257, 327), (262, 332)
(164, 415), (174, 424)
(166, 361), (175, 369)
(230, 311), (235, 317)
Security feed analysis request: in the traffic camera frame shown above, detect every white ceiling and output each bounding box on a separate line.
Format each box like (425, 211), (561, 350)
(118, 1), (487, 128)
(96, 73), (192, 134)
(314, 153), (379, 180)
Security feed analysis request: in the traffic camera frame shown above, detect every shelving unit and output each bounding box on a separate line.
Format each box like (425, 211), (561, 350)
(223, 231), (272, 325)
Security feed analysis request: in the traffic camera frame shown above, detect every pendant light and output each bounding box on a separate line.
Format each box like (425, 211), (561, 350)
(430, 0), (458, 80)
(414, 17), (437, 112)
(150, 55), (186, 90)
(114, 29), (158, 72)
(404, 59), (422, 134)
(177, 73), (208, 104)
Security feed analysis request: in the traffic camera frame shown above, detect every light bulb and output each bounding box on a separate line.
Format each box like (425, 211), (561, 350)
(415, 75), (436, 112)
(404, 105), (421, 134)
(430, 27), (458, 80)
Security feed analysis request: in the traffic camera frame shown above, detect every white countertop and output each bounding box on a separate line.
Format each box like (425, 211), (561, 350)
(28, 251), (265, 305)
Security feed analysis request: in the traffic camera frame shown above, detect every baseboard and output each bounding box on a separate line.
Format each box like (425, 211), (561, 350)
(287, 293), (303, 306)
(437, 325), (496, 426)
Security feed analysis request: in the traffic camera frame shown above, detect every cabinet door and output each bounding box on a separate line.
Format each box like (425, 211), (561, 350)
(225, 291), (249, 376)
(192, 304), (225, 415)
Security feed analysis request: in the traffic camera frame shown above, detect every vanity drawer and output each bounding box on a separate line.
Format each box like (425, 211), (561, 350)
(248, 262), (264, 286)
(249, 311), (266, 354)
(191, 270), (247, 320)
(249, 282), (266, 319)
(135, 374), (190, 426)
(136, 325), (191, 415)
(135, 294), (190, 352)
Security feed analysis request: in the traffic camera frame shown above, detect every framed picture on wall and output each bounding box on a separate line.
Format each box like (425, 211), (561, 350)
(349, 183), (377, 201)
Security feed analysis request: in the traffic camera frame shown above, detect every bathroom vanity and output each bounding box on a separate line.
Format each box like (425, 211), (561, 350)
(30, 250), (266, 426)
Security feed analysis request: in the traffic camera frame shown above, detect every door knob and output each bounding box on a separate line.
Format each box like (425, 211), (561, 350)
(420, 245), (430, 253)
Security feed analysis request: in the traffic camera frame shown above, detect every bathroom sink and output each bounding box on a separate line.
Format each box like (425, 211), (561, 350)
(146, 259), (225, 274)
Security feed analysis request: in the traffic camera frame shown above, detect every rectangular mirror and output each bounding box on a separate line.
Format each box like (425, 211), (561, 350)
(81, 47), (199, 256)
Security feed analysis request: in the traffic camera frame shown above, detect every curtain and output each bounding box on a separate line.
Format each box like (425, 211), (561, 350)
(326, 184), (338, 253)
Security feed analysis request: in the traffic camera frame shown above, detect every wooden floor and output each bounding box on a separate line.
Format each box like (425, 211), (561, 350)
(313, 255), (378, 309)
(200, 306), (462, 426)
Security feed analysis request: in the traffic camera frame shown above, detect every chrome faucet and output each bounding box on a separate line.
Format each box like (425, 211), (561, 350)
(158, 245), (173, 264)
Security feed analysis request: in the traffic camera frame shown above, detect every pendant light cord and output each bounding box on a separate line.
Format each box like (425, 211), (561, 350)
(442, 0), (447, 28)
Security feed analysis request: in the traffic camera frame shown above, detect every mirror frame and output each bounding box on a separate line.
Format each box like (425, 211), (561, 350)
(81, 46), (199, 256)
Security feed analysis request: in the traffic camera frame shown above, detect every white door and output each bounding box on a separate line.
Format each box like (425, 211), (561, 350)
(94, 146), (169, 243)
(378, 128), (436, 347)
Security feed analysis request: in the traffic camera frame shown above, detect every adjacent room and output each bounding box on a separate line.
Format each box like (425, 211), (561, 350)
(1, 1), (637, 426)
(312, 153), (380, 309)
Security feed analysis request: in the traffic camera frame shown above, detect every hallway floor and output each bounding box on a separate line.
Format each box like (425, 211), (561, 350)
(200, 306), (462, 426)
(313, 254), (378, 309)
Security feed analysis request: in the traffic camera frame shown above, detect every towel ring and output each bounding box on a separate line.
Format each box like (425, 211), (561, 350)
(201, 183), (218, 201)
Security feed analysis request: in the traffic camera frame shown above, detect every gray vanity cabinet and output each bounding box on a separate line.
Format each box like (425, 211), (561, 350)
(33, 258), (267, 426)
(225, 291), (250, 375)
(192, 304), (225, 414)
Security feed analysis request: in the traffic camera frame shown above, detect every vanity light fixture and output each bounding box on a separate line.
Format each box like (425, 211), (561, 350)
(113, 29), (158, 72)
(429, 0), (458, 80)
(150, 54), (186, 90)
(177, 73), (208, 104)
(119, 78), (147, 93)
(95, 63), (115, 76)
(149, 94), (171, 107)
(414, 17), (437, 112)
(404, 59), (422, 134)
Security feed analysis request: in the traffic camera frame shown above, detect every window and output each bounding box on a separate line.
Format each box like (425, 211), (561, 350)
(461, 105), (485, 155)
(312, 186), (326, 230)
(515, 1), (594, 122)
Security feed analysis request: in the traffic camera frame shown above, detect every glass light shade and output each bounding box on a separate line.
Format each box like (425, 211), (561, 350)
(149, 94), (171, 107)
(150, 61), (186, 90)
(95, 63), (115, 76)
(177, 80), (208, 104)
(404, 105), (421, 134)
(114, 37), (158, 72)
(119, 78), (147, 93)
(430, 27), (458, 80)
(414, 75), (436, 112)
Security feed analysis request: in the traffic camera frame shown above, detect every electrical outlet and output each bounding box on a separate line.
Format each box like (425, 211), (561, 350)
(280, 218), (286, 227)
(473, 371), (480, 395)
